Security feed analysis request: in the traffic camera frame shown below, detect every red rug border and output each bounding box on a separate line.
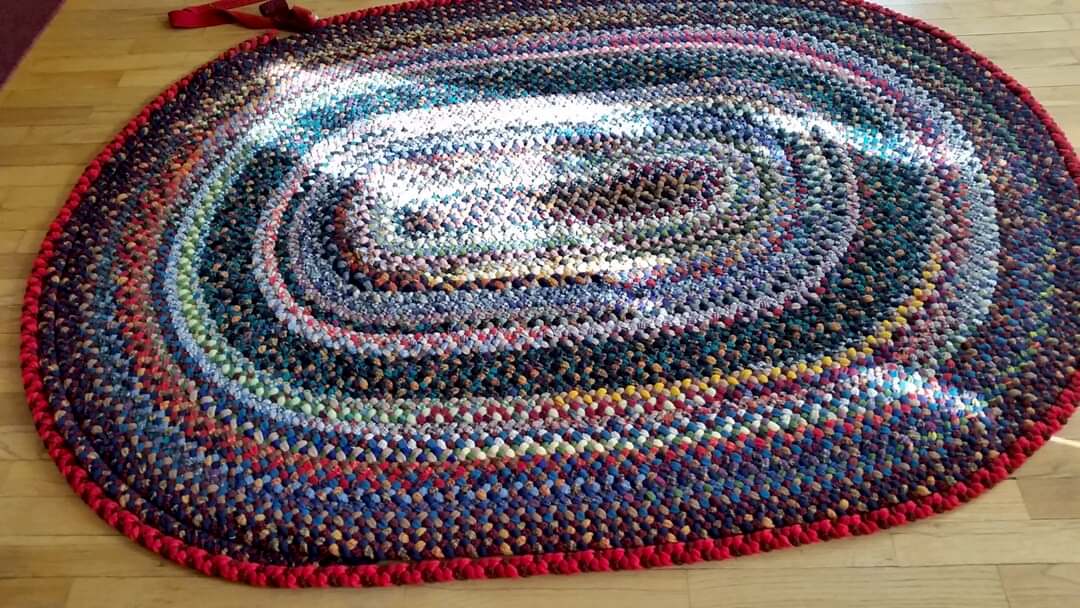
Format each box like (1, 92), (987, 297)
(19, 0), (1080, 588)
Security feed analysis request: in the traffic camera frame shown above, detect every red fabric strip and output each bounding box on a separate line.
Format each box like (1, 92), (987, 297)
(168, 0), (317, 32)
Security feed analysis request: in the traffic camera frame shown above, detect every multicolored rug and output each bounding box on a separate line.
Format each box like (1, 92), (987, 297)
(21, 0), (1080, 588)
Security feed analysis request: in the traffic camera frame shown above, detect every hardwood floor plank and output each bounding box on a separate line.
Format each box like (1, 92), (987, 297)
(948, 29), (1080, 52)
(0, 107), (94, 128)
(0, 460), (68, 498)
(0, 578), (73, 608)
(0, 87), (163, 110)
(1015, 85), (1080, 108)
(0, 145), (101, 167)
(891, 519), (1080, 566)
(0, 393), (34, 426)
(0, 536), (186, 578)
(27, 38), (136, 60)
(0, 231), (22, 255)
(18, 231), (47, 254)
(687, 565), (1009, 608)
(0, 279), (28, 307)
(16, 125), (121, 146)
(0, 207), (68, 230)
(927, 13), (1074, 35)
(0, 426), (49, 461)
(403, 570), (690, 608)
(1055, 415), (1080, 441)
(983, 47), (1080, 70)
(680, 533), (896, 570)
(1015, 443), (1080, 478)
(1008, 65), (1080, 87)
(0, 335), (20, 366)
(889, 0), (1080, 18)
(1, 186), (76, 208)
(26, 52), (213, 75)
(0, 254), (41, 279)
(4, 71), (125, 92)
(0, 277), (33, 304)
(999, 564), (1080, 608)
(0, 497), (116, 536)
(0, 166), (83, 188)
(1018, 477), (1080, 519)
(129, 30), (281, 55)
(0, 306), (26, 330)
(0, 127), (30, 145)
(64, 577), (407, 608)
(927, 479), (1031, 522)
(118, 68), (204, 89)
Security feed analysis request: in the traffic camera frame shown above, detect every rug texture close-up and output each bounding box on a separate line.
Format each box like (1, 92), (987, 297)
(19, 0), (1080, 589)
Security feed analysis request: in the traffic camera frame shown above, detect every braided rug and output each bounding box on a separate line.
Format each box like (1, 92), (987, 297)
(21, 0), (1080, 588)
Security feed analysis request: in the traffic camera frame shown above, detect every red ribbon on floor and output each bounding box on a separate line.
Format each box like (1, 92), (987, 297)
(168, 0), (318, 33)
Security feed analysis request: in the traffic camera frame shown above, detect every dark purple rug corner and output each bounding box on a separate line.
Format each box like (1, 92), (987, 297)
(0, 0), (65, 87)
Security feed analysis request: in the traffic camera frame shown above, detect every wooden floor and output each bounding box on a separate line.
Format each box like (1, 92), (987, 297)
(1, 0), (1079, 606)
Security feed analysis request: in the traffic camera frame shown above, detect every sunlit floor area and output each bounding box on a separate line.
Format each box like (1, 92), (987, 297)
(1, 1), (1080, 606)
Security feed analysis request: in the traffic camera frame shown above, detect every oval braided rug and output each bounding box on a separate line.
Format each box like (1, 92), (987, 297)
(21, 0), (1080, 588)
